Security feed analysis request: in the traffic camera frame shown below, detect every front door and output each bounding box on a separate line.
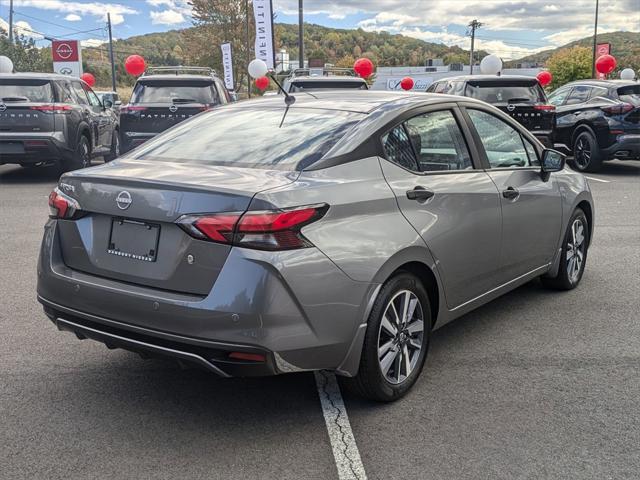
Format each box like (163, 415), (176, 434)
(465, 108), (562, 282)
(379, 107), (503, 309)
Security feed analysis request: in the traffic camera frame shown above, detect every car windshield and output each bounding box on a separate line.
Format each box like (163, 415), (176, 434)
(125, 106), (362, 170)
(131, 81), (216, 104)
(290, 81), (367, 92)
(465, 81), (544, 103)
(0, 79), (54, 102)
(617, 85), (640, 106)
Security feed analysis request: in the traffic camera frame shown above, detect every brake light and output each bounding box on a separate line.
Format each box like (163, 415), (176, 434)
(228, 352), (266, 362)
(48, 187), (81, 219)
(601, 103), (634, 115)
(177, 204), (329, 251)
(31, 104), (73, 114)
(120, 105), (148, 113)
(534, 105), (556, 111)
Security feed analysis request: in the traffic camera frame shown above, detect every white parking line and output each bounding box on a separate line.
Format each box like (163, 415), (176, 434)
(585, 176), (611, 183)
(315, 371), (367, 480)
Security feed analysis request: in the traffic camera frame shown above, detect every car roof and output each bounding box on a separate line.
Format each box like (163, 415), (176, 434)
(137, 74), (217, 82)
(559, 79), (638, 88)
(0, 72), (77, 81)
(227, 90), (478, 114)
(290, 76), (367, 83)
(441, 74), (539, 83)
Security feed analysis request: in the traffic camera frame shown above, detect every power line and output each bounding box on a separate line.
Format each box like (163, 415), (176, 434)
(14, 11), (95, 34)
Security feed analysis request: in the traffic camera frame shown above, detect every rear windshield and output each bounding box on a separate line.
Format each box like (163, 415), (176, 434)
(618, 85), (640, 106)
(290, 81), (368, 92)
(465, 81), (544, 103)
(0, 79), (54, 102)
(126, 107), (362, 170)
(131, 80), (217, 104)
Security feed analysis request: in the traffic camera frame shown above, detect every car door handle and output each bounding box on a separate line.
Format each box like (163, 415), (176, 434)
(406, 187), (434, 201)
(502, 187), (520, 200)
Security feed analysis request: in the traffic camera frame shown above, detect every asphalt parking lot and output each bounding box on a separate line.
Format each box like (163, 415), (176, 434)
(1, 159), (639, 480)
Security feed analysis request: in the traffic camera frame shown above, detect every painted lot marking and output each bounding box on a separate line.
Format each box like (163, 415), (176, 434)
(315, 371), (367, 480)
(585, 176), (611, 183)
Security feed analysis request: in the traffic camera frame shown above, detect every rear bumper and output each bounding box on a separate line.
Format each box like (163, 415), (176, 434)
(602, 134), (640, 160)
(120, 131), (156, 153)
(0, 132), (71, 165)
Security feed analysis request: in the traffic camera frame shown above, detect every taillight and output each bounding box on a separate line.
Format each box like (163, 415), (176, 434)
(48, 188), (81, 219)
(31, 104), (73, 114)
(601, 103), (634, 115)
(534, 104), (556, 111)
(177, 204), (328, 251)
(120, 105), (147, 113)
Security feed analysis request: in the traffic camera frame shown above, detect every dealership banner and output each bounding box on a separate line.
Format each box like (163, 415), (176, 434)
(596, 43), (611, 79)
(220, 43), (234, 91)
(253, 0), (275, 69)
(51, 40), (83, 77)
(386, 77), (433, 91)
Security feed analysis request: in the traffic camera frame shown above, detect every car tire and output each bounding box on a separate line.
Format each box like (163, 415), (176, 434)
(342, 272), (431, 402)
(572, 131), (603, 172)
(104, 130), (120, 162)
(542, 208), (589, 290)
(65, 135), (91, 171)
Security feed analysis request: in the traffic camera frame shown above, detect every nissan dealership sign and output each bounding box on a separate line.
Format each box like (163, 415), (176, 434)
(52, 40), (83, 77)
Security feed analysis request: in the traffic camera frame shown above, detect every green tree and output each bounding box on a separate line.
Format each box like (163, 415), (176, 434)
(0, 30), (51, 72)
(546, 46), (593, 89)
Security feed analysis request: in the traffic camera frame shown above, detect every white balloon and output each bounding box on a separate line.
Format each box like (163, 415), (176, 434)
(248, 59), (268, 79)
(0, 56), (14, 74)
(620, 68), (635, 80)
(479, 54), (502, 75)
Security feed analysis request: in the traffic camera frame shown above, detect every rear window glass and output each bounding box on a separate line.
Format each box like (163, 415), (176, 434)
(465, 81), (544, 103)
(290, 81), (367, 92)
(618, 85), (640, 106)
(0, 79), (53, 102)
(131, 81), (217, 104)
(126, 107), (362, 170)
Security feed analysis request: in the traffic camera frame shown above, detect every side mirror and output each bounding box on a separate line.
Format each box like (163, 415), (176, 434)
(541, 149), (565, 173)
(103, 99), (113, 108)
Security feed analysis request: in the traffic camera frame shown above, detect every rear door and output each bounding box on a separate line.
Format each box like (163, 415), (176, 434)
(0, 77), (56, 135)
(83, 84), (112, 149)
(378, 105), (503, 309)
(464, 107), (562, 282)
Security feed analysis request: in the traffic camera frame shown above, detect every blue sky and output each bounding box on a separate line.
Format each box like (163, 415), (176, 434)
(0, 0), (637, 60)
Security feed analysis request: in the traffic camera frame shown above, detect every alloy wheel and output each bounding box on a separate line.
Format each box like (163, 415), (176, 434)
(566, 218), (586, 284)
(79, 139), (90, 168)
(574, 136), (591, 169)
(377, 290), (425, 385)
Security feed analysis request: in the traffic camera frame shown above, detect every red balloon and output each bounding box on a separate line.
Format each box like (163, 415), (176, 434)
(255, 76), (270, 90)
(595, 54), (616, 75)
(80, 73), (95, 87)
(400, 77), (414, 91)
(536, 70), (552, 87)
(125, 55), (146, 76)
(353, 57), (374, 78)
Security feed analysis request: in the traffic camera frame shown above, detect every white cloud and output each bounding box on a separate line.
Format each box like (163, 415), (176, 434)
(64, 13), (82, 22)
(0, 17), (43, 39)
(81, 38), (108, 47)
(3, 1), (137, 25)
(146, 0), (192, 15)
(150, 9), (185, 25)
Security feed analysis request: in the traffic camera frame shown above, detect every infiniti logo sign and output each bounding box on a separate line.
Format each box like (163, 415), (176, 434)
(116, 191), (132, 210)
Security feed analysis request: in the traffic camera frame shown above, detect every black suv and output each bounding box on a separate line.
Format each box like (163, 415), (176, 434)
(547, 79), (640, 172)
(427, 75), (555, 146)
(282, 68), (369, 93)
(120, 66), (230, 153)
(0, 73), (120, 171)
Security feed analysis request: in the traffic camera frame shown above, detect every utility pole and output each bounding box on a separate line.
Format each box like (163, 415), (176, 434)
(8, 0), (14, 44)
(468, 19), (482, 75)
(245, 0), (251, 98)
(298, 0), (304, 69)
(107, 13), (117, 92)
(591, 0), (599, 78)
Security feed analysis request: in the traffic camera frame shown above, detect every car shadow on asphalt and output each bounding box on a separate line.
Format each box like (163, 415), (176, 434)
(0, 164), (62, 184)
(568, 159), (640, 177)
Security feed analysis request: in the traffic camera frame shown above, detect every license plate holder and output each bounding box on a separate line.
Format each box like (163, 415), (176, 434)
(108, 218), (160, 262)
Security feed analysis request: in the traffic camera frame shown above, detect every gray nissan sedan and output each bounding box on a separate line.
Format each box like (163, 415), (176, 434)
(38, 91), (594, 401)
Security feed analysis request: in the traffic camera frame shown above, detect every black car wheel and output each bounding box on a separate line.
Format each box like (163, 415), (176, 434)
(572, 131), (603, 172)
(542, 208), (589, 290)
(342, 272), (431, 402)
(105, 130), (120, 162)
(65, 135), (91, 171)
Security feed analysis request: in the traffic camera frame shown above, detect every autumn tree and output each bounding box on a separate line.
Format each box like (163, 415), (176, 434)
(0, 29), (51, 72)
(546, 46), (592, 90)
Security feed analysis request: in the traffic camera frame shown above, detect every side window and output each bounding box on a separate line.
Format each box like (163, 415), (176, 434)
(547, 87), (570, 106)
(467, 109), (530, 168)
(589, 86), (608, 100)
(57, 81), (75, 103)
(405, 110), (473, 171)
(522, 137), (540, 167)
(83, 85), (101, 107)
(71, 82), (88, 105)
(565, 86), (592, 105)
(382, 125), (419, 172)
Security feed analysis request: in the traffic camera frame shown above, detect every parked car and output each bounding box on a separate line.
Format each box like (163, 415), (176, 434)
(0, 73), (120, 170)
(38, 91), (593, 402)
(427, 75), (555, 147)
(95, 90), (122, 112)
(547, 79), (640, 172)
(119, 66), (231, 153)
(282, 68), (369, 92)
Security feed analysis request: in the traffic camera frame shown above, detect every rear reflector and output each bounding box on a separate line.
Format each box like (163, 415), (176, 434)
(24, 140), (49, 148)
(31, 104), (73, 114)
(533, 105), (556, 111)
(228, 352), (266, 362)
(601, 103), (634, 115)
(48, 187), (81, 219)
(177, 204), (329, 251)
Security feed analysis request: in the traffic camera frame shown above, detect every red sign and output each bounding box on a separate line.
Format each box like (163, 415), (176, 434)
(52, 40), (80, 62)
(595, 43), (611, 79)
